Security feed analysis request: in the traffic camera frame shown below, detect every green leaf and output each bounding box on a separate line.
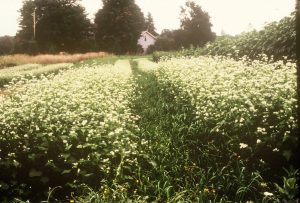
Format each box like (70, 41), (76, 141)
(61, 169), (72, 175)
(283, 150), (292, 161)
(29, 169), (43, 177)
(40, 176), (49, 184)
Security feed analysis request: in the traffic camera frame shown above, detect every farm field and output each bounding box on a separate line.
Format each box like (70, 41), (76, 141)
(0, 63), (72, 88)
(0, 52), (111, 69)
(0, 56), (298, 202)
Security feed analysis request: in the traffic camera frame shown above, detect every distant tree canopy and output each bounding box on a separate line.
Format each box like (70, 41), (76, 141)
(151, 1), (215, 52)
(204, 12), (296, 61)
(145, 12), (157, 35)
(16, 0), (92, 54)
(95, 0), (145, 54)
(0, 36), (15, 55)
(150, 29), (184, 51)
(180, 1), (215, 47)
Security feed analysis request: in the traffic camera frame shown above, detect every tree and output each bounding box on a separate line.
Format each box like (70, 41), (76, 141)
(0, 36), (15, 55)
(145, 12), (157, 35)
(94, 0), (145, 54)
(16, 0), (92, 53)
(180, 1), (215, 47)
(150, 29), (186, 52)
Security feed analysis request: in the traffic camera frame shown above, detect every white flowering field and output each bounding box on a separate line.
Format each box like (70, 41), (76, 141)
(0, 57), (298, 202)
(0, 63), (72, 88)
(157, 56), (296, 154)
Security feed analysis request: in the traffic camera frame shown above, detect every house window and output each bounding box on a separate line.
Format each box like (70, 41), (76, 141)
(144, 36), (147, 41)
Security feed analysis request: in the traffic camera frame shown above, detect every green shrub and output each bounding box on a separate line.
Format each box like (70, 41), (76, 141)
(204, 13), (295, 61)
(152, 13), (295, 62)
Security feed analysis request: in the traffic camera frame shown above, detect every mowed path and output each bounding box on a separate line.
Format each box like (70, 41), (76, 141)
(113, 59), (132, 71)
(129, 57), (203, 201)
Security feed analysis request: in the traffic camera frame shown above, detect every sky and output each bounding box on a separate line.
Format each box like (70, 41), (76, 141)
(0, 0), (295, 37)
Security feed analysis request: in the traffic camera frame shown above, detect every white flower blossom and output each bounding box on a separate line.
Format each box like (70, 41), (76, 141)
(240, 143), (248, 149)
(263, 192), (273, 196)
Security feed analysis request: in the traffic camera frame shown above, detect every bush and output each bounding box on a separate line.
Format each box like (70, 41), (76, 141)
(204, 13), (295, 61)
(152, 13), (295, 62)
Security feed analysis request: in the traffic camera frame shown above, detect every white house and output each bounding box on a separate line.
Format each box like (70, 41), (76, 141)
(138, 31), (157, 53)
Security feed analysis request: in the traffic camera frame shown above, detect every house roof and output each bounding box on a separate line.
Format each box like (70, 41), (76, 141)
(141, 31), (157, 40)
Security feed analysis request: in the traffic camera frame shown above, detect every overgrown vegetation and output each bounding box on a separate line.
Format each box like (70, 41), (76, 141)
(0, 52), (110, 69)
(152, 12), (295, 62)
(16, 0), (93, 54)
(0, 60), (147, 202)
(0, 57), (297, 202)
(94, 0), (146, 54)
(149, 1), (215, 53)
(205, 13), (295, 61)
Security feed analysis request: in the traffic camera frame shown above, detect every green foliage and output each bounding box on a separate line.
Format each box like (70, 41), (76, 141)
(0, 57), (298, 202)
(204, 13), (296, 61)
(146, 57), (297, 202)
(150, 29), (184, 52)
(274, 168), (299, 200)
(94, 0), (145, 54)
(152, 48), (205, 62)
(0, 36), (15, 55)
(16, 0), (92, 54)
(144, 12), (157, 36)
(152, 13), (295, 62)
(0, 61), (147, 201)
(151, 1), (215, 53)
(180, 1), (215, 47)
(0, 63), (72, 88)
(79, 57), (297, 202)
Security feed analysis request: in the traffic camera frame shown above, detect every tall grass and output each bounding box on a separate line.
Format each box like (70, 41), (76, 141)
(0, 52), (110, 68)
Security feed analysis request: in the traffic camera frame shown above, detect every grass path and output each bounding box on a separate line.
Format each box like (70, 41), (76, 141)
(129, 58), (208, 202)
(113, 59), (132, 70)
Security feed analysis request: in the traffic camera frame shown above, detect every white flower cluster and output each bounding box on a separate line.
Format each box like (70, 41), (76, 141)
(0, 63), (72, 87)
(156, 56), (296, 146)
(0, 60), (142, 180)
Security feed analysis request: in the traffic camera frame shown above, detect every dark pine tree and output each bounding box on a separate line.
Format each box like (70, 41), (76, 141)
(145, 12), (157, 35)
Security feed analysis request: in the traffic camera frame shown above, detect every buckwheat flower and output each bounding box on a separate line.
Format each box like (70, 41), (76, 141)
(263, 192), (273, 196)
(81, 120), (88, 125)
(272, 148), (279, 152)
(259, 159), (265, 164)
(260, 182), (267, 187)
(204, 188), (210, 193)
(256, 139), (261, 144)
(239, 143), (248, 149)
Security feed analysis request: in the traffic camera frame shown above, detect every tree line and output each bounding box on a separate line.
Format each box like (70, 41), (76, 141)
(0, 0), (215, 55)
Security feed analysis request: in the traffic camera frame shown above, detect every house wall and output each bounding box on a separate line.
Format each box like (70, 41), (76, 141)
(138, 33), (156, 53)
